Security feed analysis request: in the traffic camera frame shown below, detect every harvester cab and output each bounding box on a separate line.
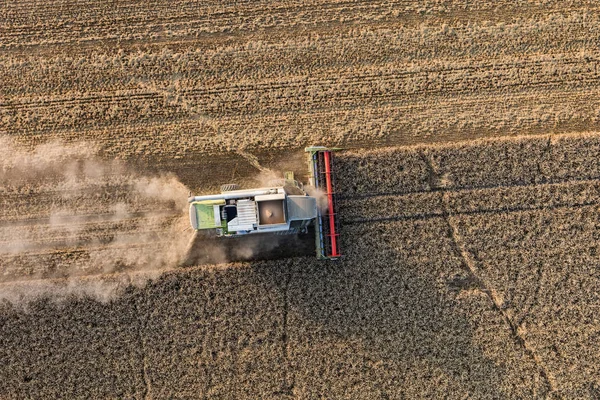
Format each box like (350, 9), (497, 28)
(187, 147), (342, 260)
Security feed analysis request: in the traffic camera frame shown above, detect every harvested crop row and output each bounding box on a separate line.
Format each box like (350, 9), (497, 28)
(0, 236), (181, 283)
(0, 136), (191, 290)
(3, 0), (599, 51)
(3, 5), (600, 157)
(7, 54), (600, 122)
(0, 214), (179, 251)
(0, 192), (178, 223)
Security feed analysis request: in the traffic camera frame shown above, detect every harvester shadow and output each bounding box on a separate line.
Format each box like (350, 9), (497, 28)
(183, 229), (316, 265)
(251, 222), (547, 398)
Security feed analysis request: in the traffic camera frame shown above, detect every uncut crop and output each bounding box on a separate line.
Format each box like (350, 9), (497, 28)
(2, 134), (600, 398)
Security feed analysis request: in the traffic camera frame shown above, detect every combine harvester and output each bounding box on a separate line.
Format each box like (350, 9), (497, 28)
(187, 147), (341, 260)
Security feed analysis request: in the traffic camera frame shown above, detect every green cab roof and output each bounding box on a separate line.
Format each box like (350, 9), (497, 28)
(190, 200), (225, 230)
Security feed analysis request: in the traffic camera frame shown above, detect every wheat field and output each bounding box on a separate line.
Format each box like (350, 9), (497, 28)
(2, 0), (600, 399)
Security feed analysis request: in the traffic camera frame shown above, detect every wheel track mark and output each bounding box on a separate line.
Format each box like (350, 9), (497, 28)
(515, 263), (544, 330)
(0, 227), (173, 253)
(8, 81), (600, 137)
(0, 210), (180, 228)
(7, 60), (599, 113)
(4, 47), (599, 103)
(0, 263), (179, 287)
(3, 5), (599, 55)
(444, 207), (558, 396)
(416, 150), (558, 395)
(135, 296), (153, 400)
(135, 79), (207, 121)
(8, 85), (600, 139)
(0, 0), (413, 48)
(3, 1), (596, 44)
(0, 240), (168, 263)
(278, 266), (296, 396)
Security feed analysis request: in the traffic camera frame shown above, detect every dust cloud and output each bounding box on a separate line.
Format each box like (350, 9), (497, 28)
(0, 140), (316, 304)
(305, 185), (329, 212)
(0, 137), (193, 304)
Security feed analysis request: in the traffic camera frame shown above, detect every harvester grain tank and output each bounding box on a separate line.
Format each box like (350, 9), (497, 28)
(187, 147), (342, 260)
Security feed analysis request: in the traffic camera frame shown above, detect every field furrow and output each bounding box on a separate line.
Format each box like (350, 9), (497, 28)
(3, 1), (599, 50)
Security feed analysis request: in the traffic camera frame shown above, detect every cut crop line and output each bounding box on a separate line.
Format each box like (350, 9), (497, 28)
(0, 0), (405, 32)
(443, 192), (558, 395)
(0, 264), (179, 287)
(171, 56), (597, 96)
(0, 0), (433, 41)
(0, 210), (180, 228)
(9, 85), (599, 137)
(134, 297), (153, 400)
(3, 6), (597, 54)
(278, 266), (296, 396)
(1, 91), (159, 109)
(2, 1), (594, 45)
(179, 73), (600, 100)
(5, 58), (599, 110)
(0, 230), (170, 254)
(0, 241), (168, 259)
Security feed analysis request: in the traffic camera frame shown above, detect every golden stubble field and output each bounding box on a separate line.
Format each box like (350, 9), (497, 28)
(3, 1), (600, 163)
(2, 0), (600, 399)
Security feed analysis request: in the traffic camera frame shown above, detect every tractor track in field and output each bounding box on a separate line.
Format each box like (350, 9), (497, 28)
(5, 77), (598, 122)
(0, 210), (180, 228)
(6, 54), (599, 109)
(0, 263), (180, 289)
(3, 1), (598, 51)
(5, 59), (600, 123)
(444, 207), (558, 395)
(6, 87), (600, 157)
(0, 226), (176, 253)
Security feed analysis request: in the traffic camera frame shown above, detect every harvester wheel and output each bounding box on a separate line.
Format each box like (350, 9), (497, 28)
(220, 183), (240, 192)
